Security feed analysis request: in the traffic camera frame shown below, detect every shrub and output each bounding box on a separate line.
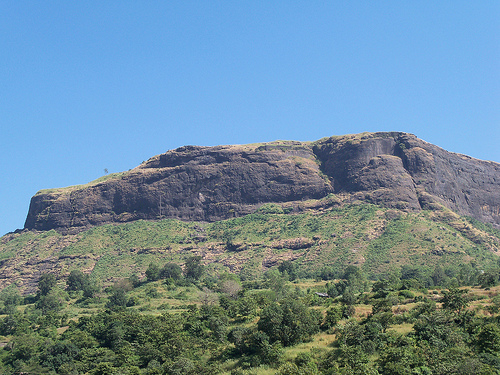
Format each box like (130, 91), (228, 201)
(398, 290), (415, 299)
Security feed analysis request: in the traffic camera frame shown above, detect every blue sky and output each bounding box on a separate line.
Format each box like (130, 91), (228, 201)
(1, 1), (499, 235)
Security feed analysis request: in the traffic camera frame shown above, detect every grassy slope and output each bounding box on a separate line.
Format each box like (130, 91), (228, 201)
(1, 201), (499, 293)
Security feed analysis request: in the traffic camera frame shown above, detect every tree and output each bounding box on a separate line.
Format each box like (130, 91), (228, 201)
(199, 287), (218, 306)
(377, 344), (429, 375)
(167, 357), (196, 375)
(478, 269), (499, 288)
(113, 278), (134, 293)
(431, 265), (447, 286)
(401, 265), (426, 282)
(128, 274), (141, 288)
(106, 289), (128, 310)
(219, 279), (242, 299)
(457, 263), (480, 286)
(372, 279), (392, 298)
(41, 340), (80, 373)
(82, 280), (100, 299)
(66, 270), (99, 298)
(476, 323), (500, 355)
(343, 265), (368, 293)
(258, 300), (321, 346)
(322, 305), (342, 331)
(341, 287), (356, 306)
(236, 295), (258, 319)
(336, 320), (365, 347)
(184, 256), (204, 280)
(160, 263), (182, 280)
(319, 266), (338, 280)
(278, 260), (298, 281)
(36, 288), (66, 313)
(340, 345), (369, 370)
(413, 310), (465, 350)
(145, 263), (160, 282)
(441, 288), (469, 314)
(38, 273), (57, 296)
(485, 295), (500, 315)
(327, 280), (348, 298)
(264, 269), (289, 299)
(67, 270), (88, 291)
(0, 311), (31, 336)
(0, 284), (21, 314)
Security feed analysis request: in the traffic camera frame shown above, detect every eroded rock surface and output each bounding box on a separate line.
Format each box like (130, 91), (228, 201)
(24, 132), (500, 232)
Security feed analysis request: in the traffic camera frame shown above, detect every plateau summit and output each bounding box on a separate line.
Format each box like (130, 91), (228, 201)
(25, 132), (500, 233)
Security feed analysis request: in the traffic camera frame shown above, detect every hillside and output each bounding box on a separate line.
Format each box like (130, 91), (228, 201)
(2, 201), (500, 294)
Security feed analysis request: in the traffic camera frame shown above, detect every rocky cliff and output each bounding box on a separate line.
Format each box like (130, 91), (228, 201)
(24, 132), (500, 232)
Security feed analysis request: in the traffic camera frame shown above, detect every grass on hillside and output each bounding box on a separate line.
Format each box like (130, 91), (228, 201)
(0, 202), (499, 294)
(36, 171), (129, 196)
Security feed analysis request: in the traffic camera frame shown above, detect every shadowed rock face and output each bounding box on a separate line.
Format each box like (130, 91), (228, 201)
(313, 132), (500, 226)
(24, 132), (500, 232)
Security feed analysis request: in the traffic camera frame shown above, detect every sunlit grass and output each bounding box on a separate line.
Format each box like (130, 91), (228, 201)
(387, 323), (414, 335)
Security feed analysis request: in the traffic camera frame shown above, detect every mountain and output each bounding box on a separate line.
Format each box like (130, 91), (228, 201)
(24, 132), (500, 233)
(1, 131), (499, 293)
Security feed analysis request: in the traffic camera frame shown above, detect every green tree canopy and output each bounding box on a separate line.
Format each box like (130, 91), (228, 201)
(145, 263), (160, 282)
(258, 300), (321, 346)
(160, 262), (182, 280)
(38, 273), (57, 296)
(184, 256), (204, 280)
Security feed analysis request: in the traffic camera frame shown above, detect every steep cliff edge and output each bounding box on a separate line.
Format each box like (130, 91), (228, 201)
(24, 132), (500, 232)
(313, 132), (500, 227)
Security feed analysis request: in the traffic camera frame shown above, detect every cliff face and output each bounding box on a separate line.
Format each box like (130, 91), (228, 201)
(313, 132), (500, 227)
(24, 132), (500, 232)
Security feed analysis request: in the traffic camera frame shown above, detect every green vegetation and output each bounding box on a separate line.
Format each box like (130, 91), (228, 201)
(0, 199), (499, 373)
(36, 171), (129, 196)
(1, 202), (499, 291)
(0, 263), (499, 374)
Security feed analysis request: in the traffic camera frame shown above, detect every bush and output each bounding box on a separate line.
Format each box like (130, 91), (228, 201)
(38, 273), (57, 296)
(322, 305), (342, 331)
(184, 256), (204, 280)
(145, 263), (160, 282)
(160, 263), (182, 280)
(398, 290), (414, 299)
(257, 203), (284, 214)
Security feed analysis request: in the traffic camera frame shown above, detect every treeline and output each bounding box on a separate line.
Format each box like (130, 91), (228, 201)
(319, 262), (500, 290)
(0, 259), (499, 374)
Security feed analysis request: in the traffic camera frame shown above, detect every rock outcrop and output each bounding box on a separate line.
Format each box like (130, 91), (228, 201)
(24, 132), (500, 232)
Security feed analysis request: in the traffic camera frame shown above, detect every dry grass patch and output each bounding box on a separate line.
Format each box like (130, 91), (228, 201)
(355, 304), (372, 318)
(292, 279), (329, 289)
(388, 323), (413, 335)
(283, 331), (336, 360)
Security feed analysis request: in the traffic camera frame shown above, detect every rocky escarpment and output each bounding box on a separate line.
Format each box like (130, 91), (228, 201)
(24, 132), (500, 232)
(313, 132), (500, 227)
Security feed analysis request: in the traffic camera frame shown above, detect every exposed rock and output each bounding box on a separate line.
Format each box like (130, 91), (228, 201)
(313, 132), (500, 227)
(271, 237), (316, 250)
(24, 132), (500, 232)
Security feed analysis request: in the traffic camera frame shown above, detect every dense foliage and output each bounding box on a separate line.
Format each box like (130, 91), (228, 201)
(0, 261), (499, 375)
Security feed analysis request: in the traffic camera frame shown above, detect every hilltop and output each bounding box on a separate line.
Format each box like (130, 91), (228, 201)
(24, 132), (500, 233)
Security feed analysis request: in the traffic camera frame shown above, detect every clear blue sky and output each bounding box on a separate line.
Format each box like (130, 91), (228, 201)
(1, 1), (499, 235)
